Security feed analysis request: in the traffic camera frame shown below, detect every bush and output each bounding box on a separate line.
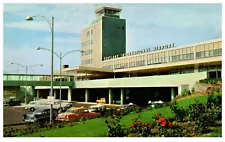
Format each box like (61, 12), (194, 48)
(157, 125), (185, 137)
(195, 108), (217, 133)
(105, 115), (128, 137)
(207, 95), (222, 108)
(181, 89), (191, 97)
(4, 127), (16, 137)
(199, 78), (222, 85)
(170, 102), (187, 122)
(188, 103), (206, 121)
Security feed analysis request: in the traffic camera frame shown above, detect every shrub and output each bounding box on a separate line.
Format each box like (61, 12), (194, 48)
(199, 78), (222, 85)
(191, 87), (195, 94)
(4, 127), (16, 137)
(194, 108), (217, 133)
(105, 115), (128, 137)
(188, 103), (206, 121)
(170, 102), (187, 122)
(207, 95), (222, 108)
(181, 89), (191, 97)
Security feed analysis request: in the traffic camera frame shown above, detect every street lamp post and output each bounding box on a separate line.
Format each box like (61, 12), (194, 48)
(36, 47), (82, 110)
(11, 62), (43, 104)
(26, 15), (54, 123)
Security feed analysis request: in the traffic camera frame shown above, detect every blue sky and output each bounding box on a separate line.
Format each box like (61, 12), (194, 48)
(3, 3), (222, 74)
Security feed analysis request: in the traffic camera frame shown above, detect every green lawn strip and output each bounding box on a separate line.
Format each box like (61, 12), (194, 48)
(208, 127), (222, 137)
(22, 94), (213, 137)
(22, 118), (107, 137)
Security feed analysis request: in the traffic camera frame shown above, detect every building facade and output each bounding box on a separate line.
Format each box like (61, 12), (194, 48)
(33, 6), (222, 106)
(81, 6), (126, 68)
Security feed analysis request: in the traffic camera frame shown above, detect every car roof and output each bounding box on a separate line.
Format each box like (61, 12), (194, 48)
(69, 107), (86, 110)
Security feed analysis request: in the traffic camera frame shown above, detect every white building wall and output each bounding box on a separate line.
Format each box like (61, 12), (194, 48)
(75, 72), (207, 90)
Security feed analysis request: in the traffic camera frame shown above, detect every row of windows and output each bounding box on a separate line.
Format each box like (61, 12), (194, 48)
(82, 49), (93, 56)
(102, 50), (221, 70)
(81, 40), (93, 47)
(114, 63), (129, 69)
(147, 57), (167, 65)
(196, 49), (222, 59)
(170, 53), (194, 62)
(81, 59), (92, 65)
(198, 65), (222, 72)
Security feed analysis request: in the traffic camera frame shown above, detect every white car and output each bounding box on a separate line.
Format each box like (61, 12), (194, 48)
(25, 100), (49, 111)
(52, 100), (72, 111)
(148, 100), (164, 108)
(88, 104), (106, 112)
(25, 99), (72, 112)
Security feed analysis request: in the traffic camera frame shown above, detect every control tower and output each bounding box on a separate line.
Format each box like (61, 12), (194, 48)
(81, 5), (126, 68)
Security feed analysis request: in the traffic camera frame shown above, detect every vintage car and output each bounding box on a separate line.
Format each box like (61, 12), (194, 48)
(4, 96), (21, 106)
(25, 99), (72, 112)
(23, 108), (58, 122)
(148, 100), (164, 108)
(25, 100), (49, 111)
(56, 107), (101, 122)
(53, 100), (72, 112)
(96, 98), (106, 103)
(88, 104), (106, 112)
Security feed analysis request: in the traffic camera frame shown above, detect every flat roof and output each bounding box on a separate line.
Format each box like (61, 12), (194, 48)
(62, 66), (113, 73)
(95, 6), (122, 13)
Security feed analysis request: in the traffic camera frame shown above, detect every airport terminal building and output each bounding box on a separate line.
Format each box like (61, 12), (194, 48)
(34, 6), (222, 105)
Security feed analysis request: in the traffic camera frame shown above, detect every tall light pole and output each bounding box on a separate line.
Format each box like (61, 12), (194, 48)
(26, 15), (54, 123)
(11, 62), (43, 104)
(36, 47), (82, 110)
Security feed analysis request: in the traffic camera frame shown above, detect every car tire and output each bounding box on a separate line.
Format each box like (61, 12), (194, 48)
(30, 107), (35, 112)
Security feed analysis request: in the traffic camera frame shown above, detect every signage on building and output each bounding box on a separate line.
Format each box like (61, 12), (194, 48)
(103, 43), (176, 61)
(153, 43), (175, 51)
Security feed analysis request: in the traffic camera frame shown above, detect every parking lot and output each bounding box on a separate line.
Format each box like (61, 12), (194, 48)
(3, 101), (120, 125)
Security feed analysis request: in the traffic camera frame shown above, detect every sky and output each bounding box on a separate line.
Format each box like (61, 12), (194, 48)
(3, 3), (222, 74)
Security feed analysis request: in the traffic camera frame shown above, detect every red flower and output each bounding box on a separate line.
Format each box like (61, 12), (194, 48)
(144, 122), (149, 126)
(160, 121), (166, 127)
(157, 117), (165, 123)
(149, 123), (154, 128)
(168, 122), (172, 128)
(130, 123), (135, 128)
(137, 121), (142, 125)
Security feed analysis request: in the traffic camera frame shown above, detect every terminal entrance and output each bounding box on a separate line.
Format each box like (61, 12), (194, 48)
(125, 87), (175, 106)
(72, 87), (177, 106)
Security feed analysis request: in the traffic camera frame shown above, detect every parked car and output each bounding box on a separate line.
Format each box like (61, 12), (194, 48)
(148, 100), (164, 108)
(117, 103), (137, 110)
(88, 104), (106, 112)
(23, 108), (59, 122)
(53, 100), (72, 112)
(25, 99), (72, 112)
(25, 100), (49, 111)
(56, 107), (101, 122)
(4, 97), (21, 106)
(96, 98), (106, 103)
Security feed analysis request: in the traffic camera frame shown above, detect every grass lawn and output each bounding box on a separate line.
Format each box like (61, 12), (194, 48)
(21, 95), (212, 137)
(208, 127), (222, 137)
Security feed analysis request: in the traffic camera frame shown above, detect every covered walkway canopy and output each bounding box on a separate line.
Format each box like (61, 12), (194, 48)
(56, 66), (114, 80)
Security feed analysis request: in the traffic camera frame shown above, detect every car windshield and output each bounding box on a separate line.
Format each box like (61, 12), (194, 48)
(66, 109), (76, 113)
(33, 109), (43, 114)
(29, 102), (35, 105)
